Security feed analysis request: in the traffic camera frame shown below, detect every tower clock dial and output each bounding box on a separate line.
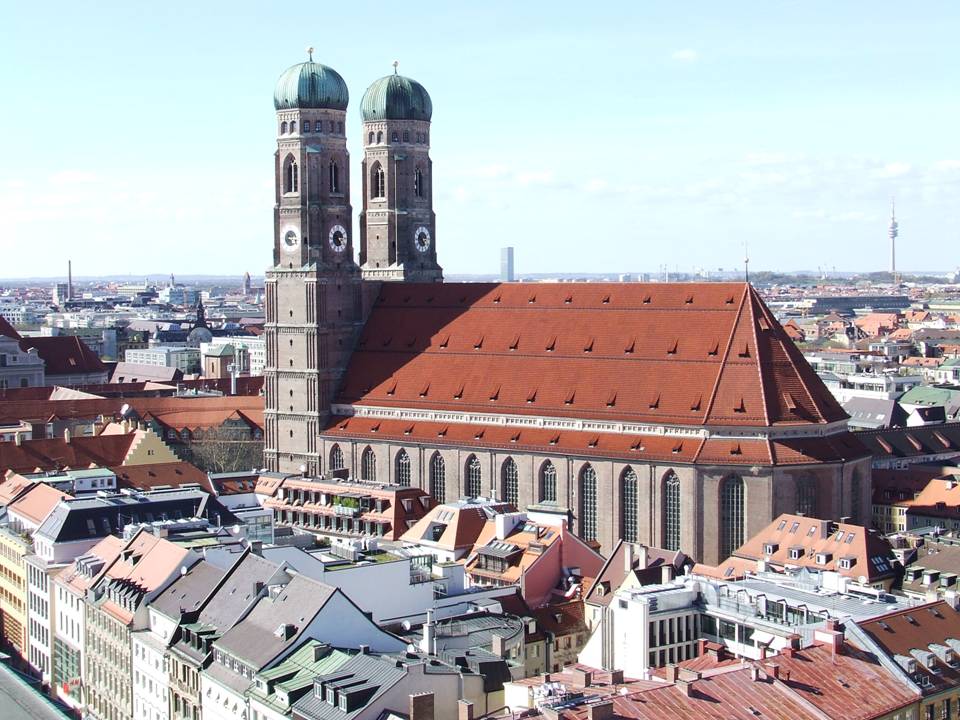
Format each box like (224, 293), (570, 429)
(283, 228), (299, 248)
(413, 226), (431, 253)
(328, 225), (348, 253)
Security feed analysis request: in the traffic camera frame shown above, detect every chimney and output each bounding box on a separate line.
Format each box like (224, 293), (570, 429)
(64, 428), (71, 444)
(750, 666), (761, 682)
(677, 679), (693, 697)
(636, 544), (648, 570)
(767, 664), (781, 680)
(14, 433), (22, 447)
(609, 669), (624, 685)
(697, 638), (707, 657)
(359, 644), (370, 655)
(491, 633), (507, 658)
(624, 542), (634, 572)
(409, 693), (434, 720)
(587, 701), (613, 720)
(458, 700), (474, 720)
(570, 667), (592, 687)
(664, 665), (678, 683)
(420, 609), (435, 655)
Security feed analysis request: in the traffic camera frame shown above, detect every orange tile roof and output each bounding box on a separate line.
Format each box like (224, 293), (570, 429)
(401, 501), (511, 553)
(8, 483), (72, 525)
(0, 434), (137, 474)
(337, 282), (846, 429)
(56, 535), (125, 594)
(111, 461), (212, 493)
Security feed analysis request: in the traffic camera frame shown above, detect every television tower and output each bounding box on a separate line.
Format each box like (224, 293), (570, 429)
(889, 198), (899, 284)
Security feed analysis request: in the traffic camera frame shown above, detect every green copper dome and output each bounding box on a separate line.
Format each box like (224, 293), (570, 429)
(360, 72), (432, 122)
(274, 61), (349, 111)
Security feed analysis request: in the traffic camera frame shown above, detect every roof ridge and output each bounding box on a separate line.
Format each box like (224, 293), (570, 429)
(702, 284), (749, 422)
(745, 286), (773, 427)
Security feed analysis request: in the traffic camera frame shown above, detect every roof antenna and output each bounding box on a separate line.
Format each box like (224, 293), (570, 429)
(307, 46), (314, 62)
(393, 60), (399, 74)
(743, 239), (750, 284)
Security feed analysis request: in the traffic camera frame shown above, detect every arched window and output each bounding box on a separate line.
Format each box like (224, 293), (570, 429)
(371, 163), (385, 198)
(280, 121), (288, 134)
(796, 475), (817, 517)
(539, 461), (557, 503)
(414, 168), (424, 198)
(663, 471), (681, 551)
(303, 120), (311, 133)
(502, 458), (519, 508)
(391, 131), (399, 142)
(620, 467), (638, 543)
(465, 455), (482, 497)
(361, 447), (376, 482)
(376, 130), (383, 144)
(329, 444), (344, 471)
(283, 156), (298, 193)
(720, 475), (745, 559)
(328, 161), (340, 194)
(430, 453), (445, 503)
(368, 131), (374, 145)
(289, 120), (297, 133)
(403, 131), (409, 142)
(337, 121), (343, 134)
(579, 464), (598, 542)
(395, 450), (411, 487)
(850, 471), (862, 524)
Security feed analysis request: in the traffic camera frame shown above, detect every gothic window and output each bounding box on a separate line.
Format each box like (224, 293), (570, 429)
(280, 121), (288, 134)
(430, 453), (445, 503)
(283, 156), (298, 193)
(368, 131), (374, 145)
(414, 168), (424, 198)
(465, 455), (482, 498)
(371, 163), (385, 199)
(303, 120), (311, 133)
(579, 464), (598, 542)
(289, 121), (297, 133)
(720, 475), (745, 559)
(361, 446), (376, 481)
(391, 131), (399, 142)
(663, 471), (681, 551)
(502, 458), (519, 508)
(540, 461), (557, 503)
(329, 444), (344, 471)
(376, 131), (383, 144)
(337, 121), (343, 134)
(403, 131), (409, 142)
(796, 475), (817, 517)
(328, 162), (340, 193)
(395, 450), (411, 487)
(620, 467), (638, 543)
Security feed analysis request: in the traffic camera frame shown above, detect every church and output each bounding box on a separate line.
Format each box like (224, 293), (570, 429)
(262, 55), (871, 564)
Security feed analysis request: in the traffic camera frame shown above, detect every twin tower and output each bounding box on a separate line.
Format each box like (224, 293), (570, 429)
(265, 55), (441, 474)
(271, 54), (442, 281)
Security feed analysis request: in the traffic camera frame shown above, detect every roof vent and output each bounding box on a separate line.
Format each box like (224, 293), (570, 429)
(583, 338), (594, 353)
(667, 339), (678, 355)
(564, 390), (576, 405)
(738, 343), (751, 358)
(473, 336), (484, 350)
(545, 336), (557, 352)
(606, 391), (617, 408)
(691, 394), (702, 411)
(489, 386), (500, 401)
(453, 384), (464, 400)
(708, 341), (719, 356)
(509, 335), (520, 351)
(624, 339), (635, 354)
(438, 335), (449, 349)
(601, 295), (611, 304)
(648, 393), (659, 410)
(526, 388), (538, 403)
(419, 382), (430, 398)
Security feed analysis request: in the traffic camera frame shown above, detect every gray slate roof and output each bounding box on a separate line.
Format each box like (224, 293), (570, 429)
(149, 560), (228, 622)
(292, 653), (407, 720)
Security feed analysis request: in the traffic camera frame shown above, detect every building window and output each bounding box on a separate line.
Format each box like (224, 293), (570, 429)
(280, 121), (288, 134)
(368, 131), (374, 144)
(663, 470), (681, 551)
(502, 458), (519, 507)
(850, 471), (862, 524)
(289, 120), (297, 133)
(621, 467), (638, 543)
(361, 447), (376, 481)
(796, 474), (817, 517)
(540, 461), (557, 503)
(465, 455), (482, 497)
(328, 161), (340, 193)
(430, 453), (445, 503)
(303, 120), (311, 132)
(414, 167), (424, 198)
(371, 163), (385, 198)
(720, 474), (745, 559)
(579, 464), (598, 542)
(283, 155), (298, 193)
(329, 444), (344, 471)
(395, 449), (411, 487)
(376, 130), (383, 144)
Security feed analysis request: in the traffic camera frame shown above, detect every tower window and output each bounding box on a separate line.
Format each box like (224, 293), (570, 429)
(329, 121), (335, 133)
(337, 121), (343, 134)
(329, 161), (340, 193)
(371, 163), (385, 199)
(376, 131), (383, 144)
(391, 131), (399, 142)
(368, 131), (374, 145)
(414, 167), (424, 198)
(283, 156), (299, 193)
(403, 131), (409, 142)
(289, 120), (297, 134)
(303, 120), (311, 133)
(280, 121), (288, 134)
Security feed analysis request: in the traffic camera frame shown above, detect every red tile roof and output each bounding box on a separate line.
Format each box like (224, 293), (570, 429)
(18, 335), (106, 375)
(0, 315), (22, 340)
(8, 483), (72, 525)
(111, 461), (212, 493)
(337, 282), (846, 429)
(0, 434), (137, 474)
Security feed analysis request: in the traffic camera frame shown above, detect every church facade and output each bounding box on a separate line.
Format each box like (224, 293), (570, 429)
(263, 56), (871, 563)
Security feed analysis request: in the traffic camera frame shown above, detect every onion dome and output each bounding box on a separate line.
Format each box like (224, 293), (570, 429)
(360, 65), (432, 122)
(274, 52), (349, 111)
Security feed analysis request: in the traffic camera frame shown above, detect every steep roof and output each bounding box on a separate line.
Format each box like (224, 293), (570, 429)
(0, 433), (137, 474)
(18, 335), (106, 376)
(112, 461), (213, 493)
(8, 482), (73, 526)
(337, 282), (846, 429)
(0, 315), (21, 340)
(400, 499), (513, 553)
(148, 559), (229, 621)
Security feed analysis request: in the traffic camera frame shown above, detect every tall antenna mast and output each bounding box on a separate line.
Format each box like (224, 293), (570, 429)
(889, 197), (899, 284)
(743, 239), (750, 284)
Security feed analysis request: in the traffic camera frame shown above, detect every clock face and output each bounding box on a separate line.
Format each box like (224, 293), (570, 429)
(414, 226), (431, 253)
(283, 228), (299, 248)
(328, 225), (348, 253)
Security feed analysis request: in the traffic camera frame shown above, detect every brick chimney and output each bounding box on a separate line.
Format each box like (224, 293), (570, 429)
(677, 679), (693, 697)
(664, 665), (678, 683)
(587, 701), (613, 720)
(458, 700), (474, 720)
(609, 669), (624, 685)
(570, 667), (593, 687)
(409, 693), (434, 720)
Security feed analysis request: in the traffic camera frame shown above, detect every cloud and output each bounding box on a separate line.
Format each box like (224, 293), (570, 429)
(514, 170), (555, 187)
(49, 170), (99, 185)
(876, 162), (912, 179)
(671, 49), (699, 63)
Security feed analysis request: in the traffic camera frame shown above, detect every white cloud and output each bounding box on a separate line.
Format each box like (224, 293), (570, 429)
(49, 170), (99, 185)
(876, 162), (912, 179)
(514, 170), (555, 187)
(671, 49), (699, 63)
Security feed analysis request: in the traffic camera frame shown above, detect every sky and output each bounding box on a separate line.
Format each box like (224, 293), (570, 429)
(1, 1), (959, 280)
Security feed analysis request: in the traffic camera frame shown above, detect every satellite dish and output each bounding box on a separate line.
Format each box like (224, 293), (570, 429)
(401, 620), (412, 631)
(858, 575), (867, 584)
(120, 403), (131, 418)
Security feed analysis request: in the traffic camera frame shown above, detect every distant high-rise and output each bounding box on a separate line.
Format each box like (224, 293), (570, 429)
(500, 246), (515, 282)
(67, 260), (73, 301)
(242, 271), (252, 295)
(889, 199), (899, 280)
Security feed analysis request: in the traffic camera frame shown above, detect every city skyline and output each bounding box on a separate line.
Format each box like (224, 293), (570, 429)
(2, 1), (959, 279)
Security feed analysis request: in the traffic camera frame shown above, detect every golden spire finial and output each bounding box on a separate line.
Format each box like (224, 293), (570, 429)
(307, 46), (314, 62)
(393, 60), (399, 74)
